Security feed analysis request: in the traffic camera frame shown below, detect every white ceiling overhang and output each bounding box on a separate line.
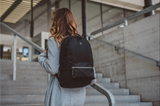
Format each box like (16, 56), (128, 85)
(0, 0), (41, 24)
(89, 0), (144, 11)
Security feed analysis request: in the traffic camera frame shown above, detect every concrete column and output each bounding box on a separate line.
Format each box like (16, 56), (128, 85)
(55, 0), (60, 10)
(81, 0), (88, 40)
(24, 19), (29, 37)
(30, 0), (34, 38)
(47, 0), (51, 32)
(100, 3), (103, 28)
(28, 45), (32, 61)
(0, 45), (4, 59)
(13, 34), (17, 80)
(69, 0), (71, 9)
(143, 0), (153, 17)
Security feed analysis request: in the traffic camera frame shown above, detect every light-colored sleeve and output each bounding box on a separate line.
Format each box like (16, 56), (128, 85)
(38, 37), (59, 75)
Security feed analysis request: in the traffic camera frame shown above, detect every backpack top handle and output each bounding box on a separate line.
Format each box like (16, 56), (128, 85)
(70, 33), (83, 39)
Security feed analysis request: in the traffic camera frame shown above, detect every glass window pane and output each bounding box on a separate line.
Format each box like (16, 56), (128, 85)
(102, 5), (124, 34)
(59, 0), (69, 8)
(71, 0), (82, 34)
(87, 1), (101, 35)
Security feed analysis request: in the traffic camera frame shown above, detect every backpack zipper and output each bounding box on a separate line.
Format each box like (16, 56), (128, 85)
(72, 67), (95, 77)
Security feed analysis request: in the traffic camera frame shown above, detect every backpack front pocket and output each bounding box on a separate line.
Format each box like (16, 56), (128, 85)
(72, 67), (95, 79)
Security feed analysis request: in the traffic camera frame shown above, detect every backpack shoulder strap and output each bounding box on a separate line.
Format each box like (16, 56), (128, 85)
(55, 74), (58, 78)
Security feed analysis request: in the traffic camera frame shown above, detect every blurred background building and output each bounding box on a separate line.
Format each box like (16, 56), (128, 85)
(0, 0), (160, 106)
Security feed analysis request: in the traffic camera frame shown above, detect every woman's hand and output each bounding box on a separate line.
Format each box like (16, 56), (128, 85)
(43, 50), (48, 53)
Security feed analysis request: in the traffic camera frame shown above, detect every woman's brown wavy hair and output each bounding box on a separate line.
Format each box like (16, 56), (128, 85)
(47, 8), (79, 48)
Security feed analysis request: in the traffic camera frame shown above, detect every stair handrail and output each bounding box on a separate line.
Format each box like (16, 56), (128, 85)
(90, 2), (160, 35)
(91, 83), (116, 106)
(0, 22), (116, 106)
(0, 22), (43, 52)
(90, 36), (160, 67)
(0, 22), (45, 81)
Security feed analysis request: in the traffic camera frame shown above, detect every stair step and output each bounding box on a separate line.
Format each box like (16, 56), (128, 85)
(1, 80), (48, 87)
(86, 88), (129, 95)
(84, 103), (153, 106)
(16, 74), (48, 81)
(1, 66), (44, 71)
(0, 60), (40, 66)
(96, 78), (110, 83)
(85, 95), (140, 103)
(1, 80), (119, 88)
(1, 87), (47, 95)
(0, 61), (152, 106)
(0, 74), (48, 81)
(1, 69), (47, 75)
(1, 95), (44, 105)
(1, 87), (129, 95)
(0, 69), (102, 78)
(0, 103), (153, 106)
(0, 73), (104, 81)
(0, 95), (141, 104)
(1, 104), (44, 106)
(1, 74), (109, 83)
(96, 73), (103, 78)
(0, 74), (12, 80)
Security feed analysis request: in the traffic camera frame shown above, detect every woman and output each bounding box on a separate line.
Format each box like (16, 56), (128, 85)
(38, 8), (95, 106)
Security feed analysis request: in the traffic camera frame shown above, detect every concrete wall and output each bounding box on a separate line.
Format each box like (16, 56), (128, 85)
(90, 28), (127, 88)
(124, 12), (160, 106)
(89, 13), (160, 105)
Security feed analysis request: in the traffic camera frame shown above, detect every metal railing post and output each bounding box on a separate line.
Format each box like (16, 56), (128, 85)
(13, 34), (17, 80)
(151, 0), (155, 15)
(91, 83), (116, 106)
(124, 18), (128, 26)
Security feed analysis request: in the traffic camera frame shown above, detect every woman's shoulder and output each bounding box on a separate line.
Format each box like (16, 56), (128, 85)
(48, 37), (56, 43)
(48, 37), (60, 48)
(48, 37), (57, 45)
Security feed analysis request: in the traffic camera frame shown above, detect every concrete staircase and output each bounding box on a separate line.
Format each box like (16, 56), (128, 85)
(0, 59), (153, 106)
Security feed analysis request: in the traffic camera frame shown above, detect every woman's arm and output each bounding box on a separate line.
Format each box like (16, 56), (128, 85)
(38, 37), (59, 75)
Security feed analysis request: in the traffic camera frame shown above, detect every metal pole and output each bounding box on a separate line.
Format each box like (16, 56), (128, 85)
(69, 0), (71, 9)
(47, 0), (51, 32)
(100, 3), (103, 28)
(30, 0), (34, 38)
(81, 0), (88, 40)
(123, 8), (126, 18)
(100, 3), (103, 36)
(144, 0), (153, 17)
(13, 34), (17, 80)
(0, 45), (4, 59)
(124, 18), (128, 26)
(55, 0), (60, 9)
(151, 0), (155, 15)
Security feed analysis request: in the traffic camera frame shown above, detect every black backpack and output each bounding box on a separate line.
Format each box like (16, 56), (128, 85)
(55, 33), (95, 88)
